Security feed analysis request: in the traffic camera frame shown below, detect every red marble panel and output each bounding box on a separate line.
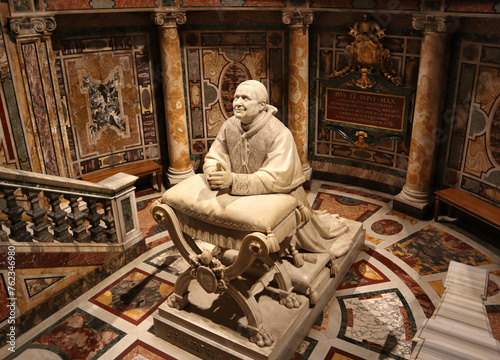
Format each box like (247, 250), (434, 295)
(181, 0), (222, 6)
(22, 42), (59, 176)
(44, 0), (92, 10)
(310, 0), (352, 8)
(0, 89), (17, 167)
(0, 251), (120, 269)
(114, 0), (156, 8)
(245, 0), (285, 6)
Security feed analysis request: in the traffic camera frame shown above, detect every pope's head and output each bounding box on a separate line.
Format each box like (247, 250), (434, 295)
(233, 80), (268, 125)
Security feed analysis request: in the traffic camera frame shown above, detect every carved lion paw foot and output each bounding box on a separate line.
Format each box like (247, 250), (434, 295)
(249, 328), (274, 348)
(167, 294), (187, 310)
(280, 292), (301, 309)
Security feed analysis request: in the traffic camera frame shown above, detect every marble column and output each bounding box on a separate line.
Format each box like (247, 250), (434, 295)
(154, 11), (195, 185)
(282, 10), (313, 181)
(8, 16), (74, 178)
(393, 15), (458, 218)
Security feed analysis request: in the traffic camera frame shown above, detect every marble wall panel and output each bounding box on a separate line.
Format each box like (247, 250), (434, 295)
(0, 25), (19, 170)
(22, 41), (60, 176)
(312, 31), (420, 179)
(52, 34), (160, 176)
(183, 30), (285, 156)
(443, 41), (500, 205)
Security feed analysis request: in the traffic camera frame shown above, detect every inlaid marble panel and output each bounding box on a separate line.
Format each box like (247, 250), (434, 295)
(0, 22), (20, 170)
(443, 41), (500, 205)
(52, 34), (160, 176)
(337, 288), (417, 360)
(183, 30), (285, 155)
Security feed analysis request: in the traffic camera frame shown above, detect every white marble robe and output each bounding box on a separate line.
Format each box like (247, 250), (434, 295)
(204, 105), (351, 257)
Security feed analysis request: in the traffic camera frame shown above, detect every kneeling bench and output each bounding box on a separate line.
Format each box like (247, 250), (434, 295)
(81, 160), (162, 191)
(150, 174), (365, 359)
(434, 188), (500, 231)
(150, 174), (301, 347)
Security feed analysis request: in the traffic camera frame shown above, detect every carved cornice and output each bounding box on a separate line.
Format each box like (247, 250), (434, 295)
(282, 9), (313, 28)
(9, 16), (56, 36)
(412, 15), (459, 33)
(154, 11), (187, 28)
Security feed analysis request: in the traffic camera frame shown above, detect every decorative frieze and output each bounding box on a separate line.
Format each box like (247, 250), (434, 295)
(412, 15), (459, 33)
(282, 9), (313, 28)
(8, 16), (56, 37)
(154, 11), (187, 28)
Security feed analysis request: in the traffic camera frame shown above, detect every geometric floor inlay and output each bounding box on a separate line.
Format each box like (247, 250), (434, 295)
(89, 268), (174, 325)
(337, 288), (416, 360)
(16, 308), (125, 360)
(115, 339), (176, 360)
(312, 192), (382, 221)
(371, 219), (403, 236)
(385, 225), (494, 275)
(339, 260), (391, 290)
(25, 276), (65, 298)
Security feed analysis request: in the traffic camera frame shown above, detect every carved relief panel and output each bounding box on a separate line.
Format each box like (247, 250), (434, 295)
(52, 34), (160, 176)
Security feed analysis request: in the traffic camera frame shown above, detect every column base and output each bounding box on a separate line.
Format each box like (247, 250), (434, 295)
(393, 187), (434, 220)
(166, 166), (195, 187)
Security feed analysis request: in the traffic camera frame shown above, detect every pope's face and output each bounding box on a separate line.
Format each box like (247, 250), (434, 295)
(232, 84), (265, 125)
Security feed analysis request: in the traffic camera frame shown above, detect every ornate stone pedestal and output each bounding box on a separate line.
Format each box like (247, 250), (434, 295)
(154, 220), (364, 360)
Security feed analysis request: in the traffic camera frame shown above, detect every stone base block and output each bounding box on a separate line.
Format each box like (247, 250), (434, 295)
(154, 222), (364, 360)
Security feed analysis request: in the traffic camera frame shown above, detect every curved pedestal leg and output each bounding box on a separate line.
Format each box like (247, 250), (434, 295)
(167, 269), (194, 310)
(261, 254), (301, 309)
(228, 278), (274, 348)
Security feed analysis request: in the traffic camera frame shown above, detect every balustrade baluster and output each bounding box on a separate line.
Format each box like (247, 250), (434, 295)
(102, 199), (117, 243)
(2, 187), (31, 242)
(47, 192), (72, 243)
(67, 195), (90, 243)
(24, 190), (52, 242)
(85, 198), (106, 243)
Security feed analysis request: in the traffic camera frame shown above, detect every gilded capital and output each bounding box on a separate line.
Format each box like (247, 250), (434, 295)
(412, 15), (459, 33)
(154, 11), (187, 28)
(282, 9), (313, 28)
(9, 16), (56, 36)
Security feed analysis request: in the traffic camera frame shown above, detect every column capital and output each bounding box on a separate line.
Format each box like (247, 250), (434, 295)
(8, 16), (56, 37)
(282, 9), (313, 28)
(412, 15), (459, 33)
(154, 11), (187, 28)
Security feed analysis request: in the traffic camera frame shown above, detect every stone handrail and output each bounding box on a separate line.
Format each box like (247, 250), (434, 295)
(0, 167), (143, 253)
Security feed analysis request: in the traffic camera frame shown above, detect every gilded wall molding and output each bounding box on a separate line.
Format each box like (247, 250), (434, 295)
(412, 15), (459, 33)
(9, 16), (56, 37)
(154, 11), (187, 28)
(282, 9), (313, 28)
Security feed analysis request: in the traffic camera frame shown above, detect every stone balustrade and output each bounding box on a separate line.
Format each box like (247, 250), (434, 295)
(0, 167), (143, 254)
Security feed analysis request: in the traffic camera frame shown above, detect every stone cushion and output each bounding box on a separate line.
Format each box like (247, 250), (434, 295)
(161, 174), (298, 232)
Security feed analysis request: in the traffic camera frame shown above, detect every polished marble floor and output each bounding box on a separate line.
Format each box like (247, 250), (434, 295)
(2, 179), (499, 360)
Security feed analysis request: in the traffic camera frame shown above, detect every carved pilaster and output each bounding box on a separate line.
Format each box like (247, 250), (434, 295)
(412, 15), (459, 33)
(154, 11), (187, 28)
(282, 9), (313, 28)
(9, 16), (56, 37)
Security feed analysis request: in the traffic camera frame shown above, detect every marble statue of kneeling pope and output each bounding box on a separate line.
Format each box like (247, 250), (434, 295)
(203, 79), (351, 260)
(150, 80), (355, 349)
